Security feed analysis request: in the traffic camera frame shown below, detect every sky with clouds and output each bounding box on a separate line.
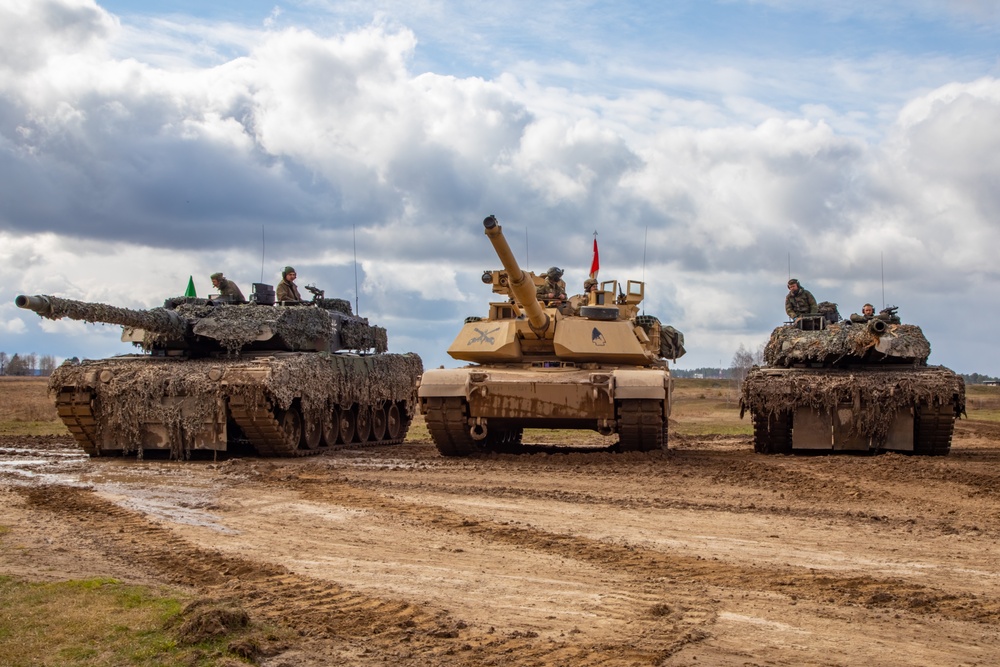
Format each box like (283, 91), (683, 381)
(1, 0), (999, 375)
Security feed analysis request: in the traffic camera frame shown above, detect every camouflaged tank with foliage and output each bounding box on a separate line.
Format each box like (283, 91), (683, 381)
(15, 285), (422, 459)
(739, 305), (965, 455)
(418, 215), (685, 456)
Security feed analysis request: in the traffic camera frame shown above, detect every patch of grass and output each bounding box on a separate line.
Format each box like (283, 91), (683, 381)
(0, 377), (68, 436)
(967, 409), (1000, 423)
(0, 576), (271, 666)
(405, 413), (430, 443)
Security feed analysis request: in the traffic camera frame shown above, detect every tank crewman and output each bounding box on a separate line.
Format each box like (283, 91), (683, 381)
(276, 266), (302, 302)
(536, 267), (567, 302)
(849, 303), (876, 323)
(784, 278), (818, 319)
(210, 272), (246, 303)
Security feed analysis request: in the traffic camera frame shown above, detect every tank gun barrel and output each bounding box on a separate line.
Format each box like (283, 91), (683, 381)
(482, 216), (549, 333)
(15, 294), (186, 337)
(868, 318), (888, 335)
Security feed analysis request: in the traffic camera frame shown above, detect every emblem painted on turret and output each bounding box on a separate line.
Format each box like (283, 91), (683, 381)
(468, 326), (501, 346)
(591, 327), (606, 347)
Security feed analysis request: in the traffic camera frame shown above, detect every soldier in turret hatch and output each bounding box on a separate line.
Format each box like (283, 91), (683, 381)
(784, 278), (818, 320)
(536, 266), (567, 302)
(210, 272), (246, 303)
(850, 303), (876, 323)
(276, 266), (302, 303)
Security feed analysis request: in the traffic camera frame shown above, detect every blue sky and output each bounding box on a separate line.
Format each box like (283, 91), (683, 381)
(2, 0), (1000, 375)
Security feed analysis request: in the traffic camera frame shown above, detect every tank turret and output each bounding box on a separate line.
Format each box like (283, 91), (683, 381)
(15, 285), (421, 460)
(419, 215), (685, 456)
(740, 307), (964, 456)
(16, 289), (387, 356)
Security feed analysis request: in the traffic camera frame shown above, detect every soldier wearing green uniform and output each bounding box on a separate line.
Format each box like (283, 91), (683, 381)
(210, 273), (246, 303)
(785, 278), (818, 319)
(536, 267), (567, 302)
(276, 266), (302, 303)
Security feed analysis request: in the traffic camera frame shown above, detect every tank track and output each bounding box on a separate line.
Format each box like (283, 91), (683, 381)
(54, 389), (100, 456)
(912, 404), (955, 456)
(752, 410), (792, 454)
(425, 397), (666, 455)
(617, 399), (667, 452)
(227, 396), (317, 457)
(53, 389), (410, 459)
(424, 397), (482, 456)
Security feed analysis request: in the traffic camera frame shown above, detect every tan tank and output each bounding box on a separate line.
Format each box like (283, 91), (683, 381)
(740, 306), (965, 455)
(15, 286), (422, 459)
(418, 215), (685, 455)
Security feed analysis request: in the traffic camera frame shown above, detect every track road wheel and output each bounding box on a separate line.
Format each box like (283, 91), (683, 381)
(322, 407), (340, 447)
(386, 403), (403, 440)
(371, 403), (388, 442)
(617, 400), (665, 452)
(355, 406), (373, 443)
(339, 407), (357, 444)
(277, 407), (303, 455)
(302, 414), (322, 450)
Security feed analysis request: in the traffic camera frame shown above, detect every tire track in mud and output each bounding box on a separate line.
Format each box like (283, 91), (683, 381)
(20, 483), (707, 666)
(290, 476), (1000, 626)
(315, 468), (999, 544)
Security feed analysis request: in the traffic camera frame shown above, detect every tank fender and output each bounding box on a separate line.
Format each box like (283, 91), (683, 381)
(418, 368), (474, 398)
(612, 369), (669, 400)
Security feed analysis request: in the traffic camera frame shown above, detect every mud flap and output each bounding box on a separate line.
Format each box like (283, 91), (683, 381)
(792, 407), (832, 449)
(103, 396), (227, 451)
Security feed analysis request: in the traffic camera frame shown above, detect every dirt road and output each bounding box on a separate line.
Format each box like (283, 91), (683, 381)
(2, 420), (999, 666)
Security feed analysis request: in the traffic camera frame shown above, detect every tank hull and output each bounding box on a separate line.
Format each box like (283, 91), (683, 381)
(49, 352), (422, 459)
(419, 364), (672, 455)
(741, 366), (965, 455)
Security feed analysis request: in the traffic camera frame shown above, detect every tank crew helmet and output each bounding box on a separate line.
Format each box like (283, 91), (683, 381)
(787, 278), (799, 287)
(546, 266), (564, 279)
(584, 278), (598, 288)
(210, 272), (223, 281)
(282, 266), (296, 279)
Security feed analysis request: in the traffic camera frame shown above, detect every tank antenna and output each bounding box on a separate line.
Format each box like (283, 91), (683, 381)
(787, 252), (790, 280)
(525, 227), (529, 271)
(353, 224), (360, 315)
(881, 251), (885, 310)
(642, 225), (648, 283)
(260, 225), (265, 283)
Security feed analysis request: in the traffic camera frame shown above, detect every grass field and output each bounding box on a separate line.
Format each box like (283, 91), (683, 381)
(0, 377), (65, 436)
(3, 375), (995, 439)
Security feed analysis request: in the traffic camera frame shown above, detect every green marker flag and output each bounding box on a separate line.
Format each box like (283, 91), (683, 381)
(184, 275), (197, 298)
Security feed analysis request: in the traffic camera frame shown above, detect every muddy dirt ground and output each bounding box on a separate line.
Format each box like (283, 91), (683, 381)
(2, 418), (999, 666)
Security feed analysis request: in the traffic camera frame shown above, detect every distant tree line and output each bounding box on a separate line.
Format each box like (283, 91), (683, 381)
(961, 373), (1000, 385)
(0, 352), (59, 376)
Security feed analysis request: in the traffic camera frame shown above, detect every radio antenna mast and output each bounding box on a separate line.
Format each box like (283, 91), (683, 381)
(260, 225), (265, 283)
(525, 227), (529, 271)
(787, 252), (791, 280)
(353, 225), (360, 315)
(881, 251), (885, 310)
(642, 225), (648, 284)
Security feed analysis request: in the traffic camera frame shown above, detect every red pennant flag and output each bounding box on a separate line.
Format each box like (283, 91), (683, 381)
(589, 236), (600, 279)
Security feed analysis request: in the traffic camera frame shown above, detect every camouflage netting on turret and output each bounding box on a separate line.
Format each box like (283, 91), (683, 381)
(315, 298), (353, 314)
(764, 322), (930, 367)
(740, 367), (965, 444)
(35, 295), (187, 338)
(182, 304), (335, 352)
(49, 352), (423, 459)
(341, 320), (388, 353)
